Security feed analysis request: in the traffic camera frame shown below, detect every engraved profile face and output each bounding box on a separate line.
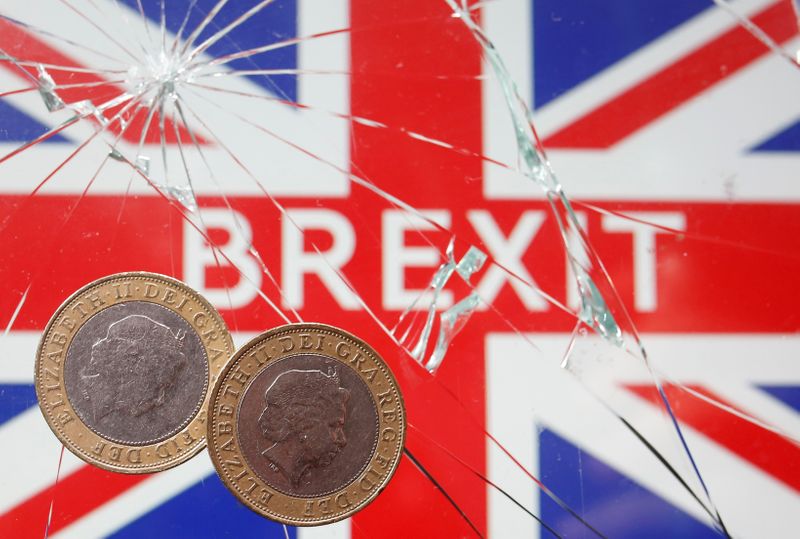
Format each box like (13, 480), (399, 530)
(64, 301), (208, 446)
(81, 314), (187, 422)
(257, 369), (351, 487)
(238, 353), (378, 497)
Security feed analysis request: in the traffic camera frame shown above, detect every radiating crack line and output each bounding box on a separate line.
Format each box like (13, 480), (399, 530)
(170, 0), (200, 57)
(0, 82), (156, 237)
(110, 90), (162, 251)
(132, 0), (155, 47)
(185, 10), (471, 75)
(42, 445), (65, 539)
(403, 448), (484, 538)
(174, 98), (354, 323)
(0, 83), (140, 166)
(189, 27), (352, 72)
(184, 0), (277, 63)
(448, 1), (732, 530)
(0, 58), (129, 76)
(0, 13), (130, 67)
(104, 0), (153, 60)
(179, 0), (230, 57)
(651, 370), (800, 446)
(169, 104), (239, 317)
(0, 79), (129, 100)
(85, 0), (151, 61)
(180, 92), (569, 358)
(268, 223), (613, 538)
(109, 147), (294, 325)
(172, 98), (301, 322)
(575, 201), (800, 262)
(0, 91), (151, 346)
(407, 422), (567, 538)
(712, 0), (800, 69)
(185, 86), (575, 322)
(1, 282), (30, 343)
(194, 68), (349, 78)
(183, 89), (599, 398)
(56, 0), (142, 64)
(159, 0), (167, 58)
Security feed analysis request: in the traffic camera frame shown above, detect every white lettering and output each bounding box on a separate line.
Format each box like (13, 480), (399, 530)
(468, 210), (548, 311)
(282, 209), (358, 309)
(183, 208), (262, 309)
(601, 211), (686, 312)
(382, 210), (452, 310)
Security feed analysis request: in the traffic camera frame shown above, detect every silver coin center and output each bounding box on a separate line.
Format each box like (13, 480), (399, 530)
(64, 301), (208, 446)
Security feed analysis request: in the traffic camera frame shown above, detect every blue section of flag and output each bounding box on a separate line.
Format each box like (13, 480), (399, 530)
(106, 472), (296, 538)
(759, 385), (800, 412)
(539, 429), (721, 538)
(0, 100), (67, 143)
(0, 384), (37, 426)
(532, 0), (710, 108)
(119, 0), (298, 102)
(750, 119), (800, 152)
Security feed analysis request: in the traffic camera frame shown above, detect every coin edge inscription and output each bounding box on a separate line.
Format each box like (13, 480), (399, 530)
(208, 323), (406, 526)
(34, 272), (234, 474)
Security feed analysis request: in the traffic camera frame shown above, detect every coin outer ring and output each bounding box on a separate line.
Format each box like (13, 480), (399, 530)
(34, 271), (234, 474)
(207, 323), (406, 526)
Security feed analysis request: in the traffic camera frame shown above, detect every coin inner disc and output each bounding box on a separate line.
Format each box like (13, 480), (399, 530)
(63, 301), (209, 446)
(238, 353), (380, 498)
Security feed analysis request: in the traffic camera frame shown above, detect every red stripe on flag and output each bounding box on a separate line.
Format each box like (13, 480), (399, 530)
(0, 465), (148, 538)
(544, 0), (799, 148)
(0, 18), (204, 145)
(626, 383), (800, 492)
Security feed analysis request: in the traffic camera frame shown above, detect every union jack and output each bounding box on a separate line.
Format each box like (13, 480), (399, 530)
(0, 0), (798, 537)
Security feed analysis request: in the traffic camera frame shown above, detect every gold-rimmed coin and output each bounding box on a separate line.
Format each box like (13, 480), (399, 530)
(35, 272), (234, 474)
(208, 323), (405, 526)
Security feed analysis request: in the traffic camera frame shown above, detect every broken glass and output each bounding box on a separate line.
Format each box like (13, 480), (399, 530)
(0, 0), (797, 537)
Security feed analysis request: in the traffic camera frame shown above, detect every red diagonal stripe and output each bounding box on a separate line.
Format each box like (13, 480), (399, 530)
(0, 18), (205, 145)
(544, 0), (799, 148)
(626, 383), (800, 492)
(0, 464), (149, 538)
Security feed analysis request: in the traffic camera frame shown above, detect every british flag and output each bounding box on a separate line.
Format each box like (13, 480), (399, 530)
(0, 0), (798, 537)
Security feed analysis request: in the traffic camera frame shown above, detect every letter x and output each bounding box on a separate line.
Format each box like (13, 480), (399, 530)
(468, 210), (548, 311)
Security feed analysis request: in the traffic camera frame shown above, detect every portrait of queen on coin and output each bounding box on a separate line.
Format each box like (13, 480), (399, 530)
(80, 315), (189, 425)
(258, 368), (351, 488)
